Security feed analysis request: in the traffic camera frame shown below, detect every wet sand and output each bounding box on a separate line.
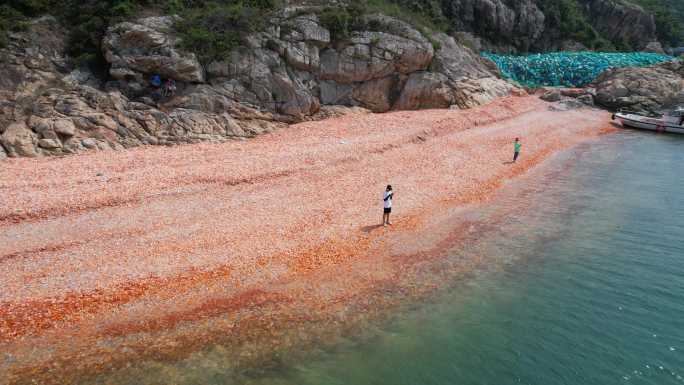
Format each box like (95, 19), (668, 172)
(0, 97), (614, 384)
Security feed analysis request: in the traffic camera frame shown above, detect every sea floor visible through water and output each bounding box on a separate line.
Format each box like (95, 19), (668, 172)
(2, 98), (616, 385)
(253, 130), (684, 385)
(76, 130), (684, 385)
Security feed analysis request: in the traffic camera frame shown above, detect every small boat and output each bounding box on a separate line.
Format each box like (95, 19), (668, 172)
(612, 108), (684, 134)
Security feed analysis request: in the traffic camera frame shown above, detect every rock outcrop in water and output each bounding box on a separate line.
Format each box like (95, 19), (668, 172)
(0, 12), (516, 158)
(594, 60), (684, 112)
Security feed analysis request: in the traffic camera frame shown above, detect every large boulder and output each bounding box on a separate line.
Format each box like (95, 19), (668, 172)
(320, 81), (353, 106)
(278, 14), (330, 72)
(452, 77), (517, 109)
(319, 17), (434, 84)
(394, 72), (455, 110)
(430, 33), (496, 81)
(103, 16), (204, 83)
(594, 61), (684, 112)
(351, 76), (399, 112)
(1, 122), (39, 157)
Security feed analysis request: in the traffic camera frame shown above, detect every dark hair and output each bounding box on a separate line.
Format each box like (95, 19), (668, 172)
(515, 138), (519, 141)
(386, 185), (392, 190)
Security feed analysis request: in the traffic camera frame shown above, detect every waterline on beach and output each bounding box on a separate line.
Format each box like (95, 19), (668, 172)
(258, 131), (684, 385)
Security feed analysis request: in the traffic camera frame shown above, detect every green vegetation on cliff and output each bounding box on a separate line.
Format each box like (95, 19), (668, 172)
(627, 0), (684, 46)
(1, 0), (683, 64)
(0, 0), (279, 65)
(0, 1), (49, 48)
(537, 0), (614, 50)
(173, 1), (277, 64)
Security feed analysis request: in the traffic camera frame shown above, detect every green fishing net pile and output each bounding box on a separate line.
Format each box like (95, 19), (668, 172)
(482, 51), (673, 88)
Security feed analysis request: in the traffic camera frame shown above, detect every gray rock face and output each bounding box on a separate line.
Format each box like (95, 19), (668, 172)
(1, 123), (38, 157)
(394, 72), (454, 110)
(538, 87), (596, 109)
(541, 89), (562, 102)
(200, 13), (503, 115)
(320, 81), (353, 105)
(205, 47), (319, 118)
(578, 0), (657, 50)
(0, 19), (286, 158)
(577, 94), (595, 106)
(437, 0), (661, 52)
(38, 138), (61, 149)
(278, 14), (330, 72)
(53, 119), (77, 136)
(430, 33), (494, 81)
(1, 12), (518, 159)
(319, 30), (434, 83)
(452, 77), (517, 109)
(594, 60), (684, 112)
(81, 138), (98, 149)
(351, 76), (399, 112)
(103, 16), (204, 83)
(442, 0), (545, 52)
(642, 41), (665, 54)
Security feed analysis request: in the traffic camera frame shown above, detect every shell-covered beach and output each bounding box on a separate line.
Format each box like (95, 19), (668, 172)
(0, 96), (614, 384)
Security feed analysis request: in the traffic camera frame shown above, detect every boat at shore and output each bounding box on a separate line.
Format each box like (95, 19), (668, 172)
(612, 108), (684, 134)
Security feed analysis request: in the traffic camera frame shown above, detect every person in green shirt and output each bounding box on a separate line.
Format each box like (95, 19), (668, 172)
(513, 138), (521, 162)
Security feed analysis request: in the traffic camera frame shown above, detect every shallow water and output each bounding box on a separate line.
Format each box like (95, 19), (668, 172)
(45, 130), (684, 385)
(252, 131), (684, 385)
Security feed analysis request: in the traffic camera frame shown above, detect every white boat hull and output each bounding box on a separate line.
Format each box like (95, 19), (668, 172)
(614, 113), (684, 134)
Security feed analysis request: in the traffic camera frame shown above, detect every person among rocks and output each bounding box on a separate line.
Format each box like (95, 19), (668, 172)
(164, 79), (176, 97)
(513, 138), (522, 163)
(383, 185), (394, 227)
(150, 74), (162, 102)
(150, 74), (162, 89)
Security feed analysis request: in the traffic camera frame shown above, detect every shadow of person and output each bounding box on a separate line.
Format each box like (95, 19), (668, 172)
(361, 224), (385, 233)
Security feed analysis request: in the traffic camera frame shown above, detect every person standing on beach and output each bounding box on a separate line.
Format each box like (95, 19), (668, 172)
(383, 185), (393, 226)
(513, 138), (522, 163)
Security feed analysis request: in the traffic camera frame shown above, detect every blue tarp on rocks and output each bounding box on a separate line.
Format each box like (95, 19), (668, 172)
(482, 52), (673, 88)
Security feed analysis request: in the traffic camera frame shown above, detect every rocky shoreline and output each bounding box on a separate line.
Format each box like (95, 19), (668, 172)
(0, 12), (517, 159)
(1, 5), (683, 160)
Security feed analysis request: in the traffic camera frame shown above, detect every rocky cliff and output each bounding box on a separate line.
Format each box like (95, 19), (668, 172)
(442, 0), (546, 52)
(0, 12), (517, 158)
(421, 0), (662, 53)
(594, 59), (684, 112)
(578, 0), (658, 50)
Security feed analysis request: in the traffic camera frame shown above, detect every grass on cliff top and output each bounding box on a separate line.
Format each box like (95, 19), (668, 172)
(0, 0), (448, 67)
(317, 0), (448, 53)
(172, 0), (279, 64)
(0, 0), (281, 66)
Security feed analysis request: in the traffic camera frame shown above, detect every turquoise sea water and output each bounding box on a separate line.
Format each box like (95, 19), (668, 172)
(257, 132), (684, 385)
